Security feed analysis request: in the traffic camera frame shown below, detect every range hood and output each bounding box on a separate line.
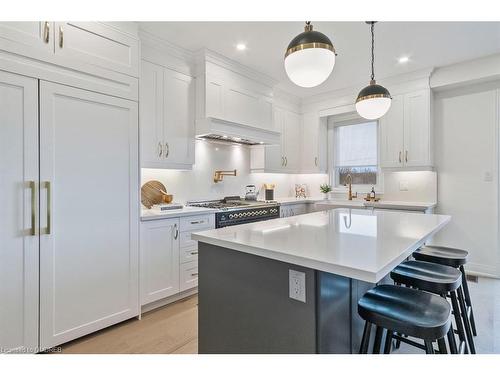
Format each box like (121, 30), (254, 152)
(196, 117), (281, 146)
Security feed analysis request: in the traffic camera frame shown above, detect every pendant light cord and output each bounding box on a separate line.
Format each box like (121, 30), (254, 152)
(370, 22), (375, 81)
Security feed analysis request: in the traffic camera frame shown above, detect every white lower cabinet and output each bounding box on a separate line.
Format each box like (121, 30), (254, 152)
(141, 218), (180, 305)
(140, 214), (214, 307)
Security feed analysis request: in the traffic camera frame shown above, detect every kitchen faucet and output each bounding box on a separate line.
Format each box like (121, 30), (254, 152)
(344, 174), (358, 201)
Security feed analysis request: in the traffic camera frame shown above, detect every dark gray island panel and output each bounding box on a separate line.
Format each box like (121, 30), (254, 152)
(198, 243), (317, 354)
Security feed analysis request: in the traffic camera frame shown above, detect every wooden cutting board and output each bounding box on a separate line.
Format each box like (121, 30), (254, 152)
(141, 180), (167, 209)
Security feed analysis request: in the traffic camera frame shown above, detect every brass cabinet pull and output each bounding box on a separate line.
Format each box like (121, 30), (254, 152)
(284, 156), (288, 167)
(29, 181), (36, 236)
(58, 26), (63, 48)
(43, 22), (50, 44)
(405, 150), (408, 163)
(315, 157), (318, 166)
(173, 223), (178, 239)
(190, 251), (198, 255)
(42, 181), (51, 235)
(157, 142), (162, 157)
(399, 151), (402, 163)
(191, 272), (199, 277)
(190, 220), (202, 224)
(281, 156), (284, 166)
(165, 142), (169, 158)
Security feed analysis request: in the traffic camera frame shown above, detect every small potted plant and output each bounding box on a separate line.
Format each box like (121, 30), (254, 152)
(320, 184), (332, 200)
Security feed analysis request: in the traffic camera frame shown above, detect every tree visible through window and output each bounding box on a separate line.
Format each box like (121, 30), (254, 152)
(335, 121), (377, 186)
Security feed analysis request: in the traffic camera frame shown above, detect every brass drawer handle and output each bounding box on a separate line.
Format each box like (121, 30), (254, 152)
(158, 142), (162, 157)
(43, 22), (50, 44)
(165, 142), (169, 158)
(173, 223), (179, 239)
(281, 156), (284, 166)
(405, 150), (408, 163)
(191, 272), (199, 277)
(315, 157), (318, 166)
(58, 26), (63, 48)
(399, 151), (402, 163)
(284, 156), (288, 166)
(42, 181), (51, 235)
(29, 181), (36, 236)
(190, 251), (198, 255)
(190, 220), (203, 224)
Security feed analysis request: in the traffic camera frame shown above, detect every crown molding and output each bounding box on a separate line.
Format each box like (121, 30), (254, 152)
(195, 48), (279, 89)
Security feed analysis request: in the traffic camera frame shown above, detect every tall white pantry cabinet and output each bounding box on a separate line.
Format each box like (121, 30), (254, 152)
(0, 22), (140, 352)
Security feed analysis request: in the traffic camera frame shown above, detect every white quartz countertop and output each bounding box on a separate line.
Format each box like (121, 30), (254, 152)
(141, 206), (217, 221)
(192, 208), (450, 283)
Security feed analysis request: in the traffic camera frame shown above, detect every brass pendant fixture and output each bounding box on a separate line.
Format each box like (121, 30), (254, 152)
(284, 21), (337, 88)
(355, 21), (392, 120)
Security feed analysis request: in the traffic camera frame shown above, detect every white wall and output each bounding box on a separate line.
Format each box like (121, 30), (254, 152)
(431, 83), (500, 276)
(142, 139), (328, 203)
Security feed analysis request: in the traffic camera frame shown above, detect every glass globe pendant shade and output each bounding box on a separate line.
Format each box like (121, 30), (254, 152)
(284, 22), (336, 88)
(355, 80), (392, 120)
(284, 48), (336, 88)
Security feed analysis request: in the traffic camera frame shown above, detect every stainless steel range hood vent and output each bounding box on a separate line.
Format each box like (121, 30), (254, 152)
(196, 117), (280, 146)
(198, 134), (261, 145)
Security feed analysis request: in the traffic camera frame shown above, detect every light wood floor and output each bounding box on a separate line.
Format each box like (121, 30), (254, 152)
(57, 295), (198, 354)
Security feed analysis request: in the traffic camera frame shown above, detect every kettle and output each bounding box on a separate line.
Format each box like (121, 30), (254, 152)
(245, 185), (259, 201)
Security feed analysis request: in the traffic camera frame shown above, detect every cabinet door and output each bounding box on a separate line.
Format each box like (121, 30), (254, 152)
(283, 111), (301, 172)
(39, 81), (139, 348)
(141, 219), (180, 305)
(53, 22), (139, 77)
(263, 107), (286, 171)
(379, 94), (405, 168)
(140, 60), (164, 168)
(163, 69), (195, 167)
(224, 86), (262, 128)
(404, 90), (431, 167)
(0, 22), (53, 59)
(0, 71), (39, 353)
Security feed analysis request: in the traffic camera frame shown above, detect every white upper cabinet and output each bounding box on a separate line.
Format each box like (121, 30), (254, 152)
(0, 22), (53, 58)
(250, 106), (301, 173)
(53, 22), (139, 77)
(301, 112), (327, 173)
(140, 60), (195, 169)
(379, 89), (432, 169)
(0, 22), (139, 78)
(197, 58), (274, 131)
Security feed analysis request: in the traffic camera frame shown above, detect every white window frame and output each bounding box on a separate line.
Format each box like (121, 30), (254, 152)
(327, 113), (383, 194)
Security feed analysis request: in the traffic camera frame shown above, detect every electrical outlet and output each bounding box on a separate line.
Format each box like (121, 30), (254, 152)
(289, 269), (306, 303)
(399, 180), (409, 191)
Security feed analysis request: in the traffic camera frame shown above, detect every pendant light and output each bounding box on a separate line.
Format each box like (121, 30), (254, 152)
(284, 21), (336, 88)
(355, 21), (392, 120)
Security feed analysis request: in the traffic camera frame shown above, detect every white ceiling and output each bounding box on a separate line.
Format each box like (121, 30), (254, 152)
(139, 22), (500, 98)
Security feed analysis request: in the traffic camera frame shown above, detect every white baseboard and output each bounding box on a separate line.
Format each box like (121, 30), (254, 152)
(141, 288), (198, 314)
(466, 262), (500, 279)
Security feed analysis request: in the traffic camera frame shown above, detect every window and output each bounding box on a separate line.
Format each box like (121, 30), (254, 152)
(334, 120), (378, 187)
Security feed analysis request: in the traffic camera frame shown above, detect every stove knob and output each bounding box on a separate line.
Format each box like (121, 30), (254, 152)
(229, 214), (234, 219)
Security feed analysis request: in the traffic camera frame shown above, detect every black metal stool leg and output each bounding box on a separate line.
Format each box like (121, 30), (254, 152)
(384, 330), (393, 354)
(372, 326), (384, 354)
(424, 340), (435, 354)
(449, 290), (469, 354)
(437, 338), (448, 354)
(459, 265), (477, 336)
(447, 326), (458, 354)
(457, 286), (476, 354)
(359, 321), (372, 354)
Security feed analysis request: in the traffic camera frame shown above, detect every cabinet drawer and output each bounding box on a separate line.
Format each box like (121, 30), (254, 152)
(180, 246), (198, 264)
(180, 261), (198, 292)
(180, 230), (198, 249)
(180, 214), (214, 232)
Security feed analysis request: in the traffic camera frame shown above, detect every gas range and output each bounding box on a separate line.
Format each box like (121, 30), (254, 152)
(187, 196), (280, 228)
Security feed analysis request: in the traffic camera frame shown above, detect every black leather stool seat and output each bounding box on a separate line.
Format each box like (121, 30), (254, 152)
(391, 260), (462, 294)
(413, 245), (468, 267)
(358, 285), (451, 340)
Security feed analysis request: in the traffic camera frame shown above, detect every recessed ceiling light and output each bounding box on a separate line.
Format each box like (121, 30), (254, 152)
(398, 56), (410, 64)
(236, 43), (247, 51)
(234, 137), (241, 141)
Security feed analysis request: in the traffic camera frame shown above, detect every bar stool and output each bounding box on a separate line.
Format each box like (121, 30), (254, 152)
(413, 246), (477, 337)
(391, 260), (473, 354)
(358, 285), (453, 354)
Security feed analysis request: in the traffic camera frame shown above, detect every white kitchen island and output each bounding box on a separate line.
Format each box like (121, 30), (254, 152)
(193, 208), (451, 354)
